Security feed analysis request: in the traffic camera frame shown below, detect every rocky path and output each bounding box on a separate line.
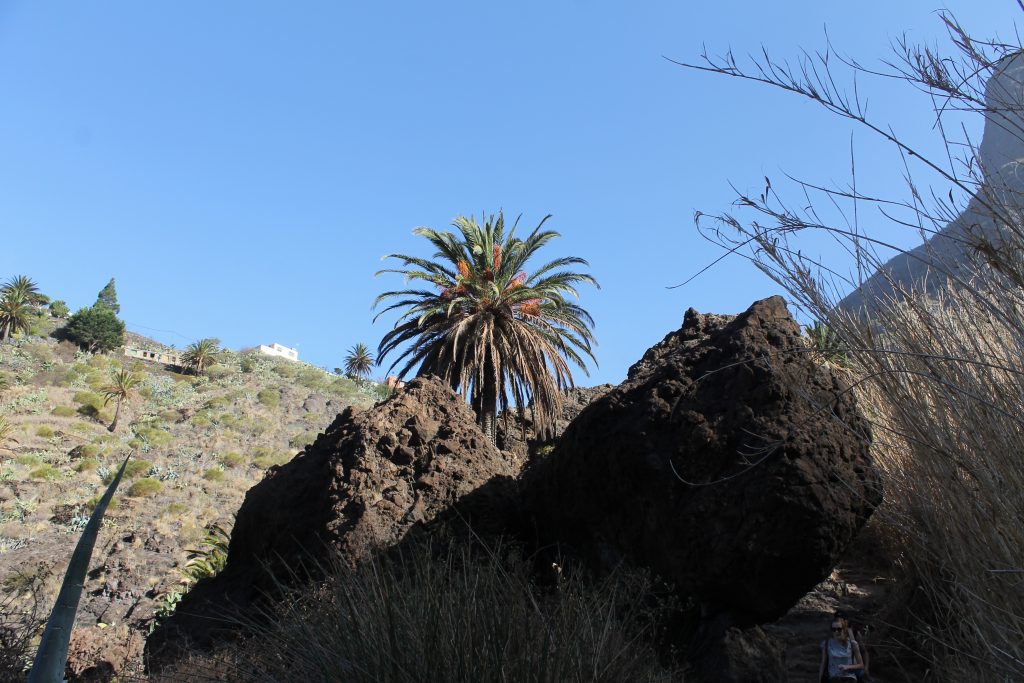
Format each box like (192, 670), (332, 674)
(765, 549), (928, 683)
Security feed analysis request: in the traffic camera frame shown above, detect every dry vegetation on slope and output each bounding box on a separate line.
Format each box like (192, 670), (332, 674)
(0, 333), (381, 676)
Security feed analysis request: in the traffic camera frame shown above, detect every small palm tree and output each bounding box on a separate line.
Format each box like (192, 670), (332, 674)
(1, 275), (39, 303)
(181, 339), (222, 376)
(375, 212), (598, 442)
(0, 415), (12, 444)
(101, 368), (141, 432)
(0, 292), (32, 341)
(344, 343), (375, 380)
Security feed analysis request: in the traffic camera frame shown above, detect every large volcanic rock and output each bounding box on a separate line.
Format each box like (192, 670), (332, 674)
(146, 376), (517, 668)
(529, 296), (881, 627)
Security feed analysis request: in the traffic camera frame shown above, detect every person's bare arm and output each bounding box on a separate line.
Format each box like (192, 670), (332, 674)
(841, 641), (865, 672)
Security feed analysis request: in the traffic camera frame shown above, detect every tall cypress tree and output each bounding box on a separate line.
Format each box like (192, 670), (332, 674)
(95, 278), (120, 314)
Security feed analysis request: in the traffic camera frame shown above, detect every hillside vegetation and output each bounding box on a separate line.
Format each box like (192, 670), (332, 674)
(0, 325), (383, 673)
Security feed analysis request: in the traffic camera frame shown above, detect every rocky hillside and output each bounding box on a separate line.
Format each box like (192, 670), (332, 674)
(0, 333), (382, 675)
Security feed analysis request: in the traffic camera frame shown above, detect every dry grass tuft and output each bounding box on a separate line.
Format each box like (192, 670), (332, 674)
(154, 541), (681, 683)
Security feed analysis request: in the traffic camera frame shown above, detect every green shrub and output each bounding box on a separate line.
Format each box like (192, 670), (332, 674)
(253, 449), (290, 469)
(206, 365), (234, 380)
(15, 454), (42, 467)
(217, 413), (241, 429)
(203, 468), (225, 482)
(29, 464), (60, 481)
(288, 430), (319, 450)
(205, 396), (230, 410)
(126, 478), (162, 497)
(134, 426), (172, 448)
(158, 409), (181, 423)
(74, 458), (98, 473)
(163, 503), (188, 516)
(270, 363), (297, 379)
(72, 391), (103, 409)
(49, 300), (69, 318)
(77, 404), (100, 420)
(297, 368), (329, 391)
(327, 376), (360, 398)
(86, 495), (118, 511)
(219, 452), (245, 468)
(247, 417), (272, 435)
(51, 406), (76, 417)
(35, 425), (54, 438)
(78, 444), (99, 458)
(125, 459), (152, 478)
(103, 459), (151, 483)
(190, 411), (212, 428)
(24, 342), (53, 364)
(257, 389), (280, 409)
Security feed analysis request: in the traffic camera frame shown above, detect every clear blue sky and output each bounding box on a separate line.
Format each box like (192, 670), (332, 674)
(1, 2), (1019, 385)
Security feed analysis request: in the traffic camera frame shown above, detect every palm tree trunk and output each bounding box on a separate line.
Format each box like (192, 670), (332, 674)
(479, 360), (498, 444)
(108, 398), (121, 433)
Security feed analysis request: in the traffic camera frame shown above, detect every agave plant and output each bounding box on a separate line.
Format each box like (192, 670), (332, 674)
(27, 455), (130, 683)
(182, 523), (230, 586)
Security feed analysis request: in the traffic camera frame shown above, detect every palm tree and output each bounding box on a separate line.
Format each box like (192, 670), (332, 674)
(0, 275), (43, 340)
(0, 292), (32, 341)
(1, 275), (40, 303)
(101, 367), (141, 432)
(181, 338), (222, 376)
(375, 212), (598, 442)
(344, 343), (375, 380)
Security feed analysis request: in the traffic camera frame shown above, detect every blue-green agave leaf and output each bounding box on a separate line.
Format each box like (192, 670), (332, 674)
(27, 454), (131, 683)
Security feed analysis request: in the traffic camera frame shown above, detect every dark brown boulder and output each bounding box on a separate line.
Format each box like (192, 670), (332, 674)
(146, 376), (517, 669)
(528, 296), (881, 627)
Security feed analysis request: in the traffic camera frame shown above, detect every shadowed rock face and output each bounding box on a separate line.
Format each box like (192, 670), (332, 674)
(839, 52), (1024, 311)
(528, 296), (882, 627)
(146, 376), (517, 669)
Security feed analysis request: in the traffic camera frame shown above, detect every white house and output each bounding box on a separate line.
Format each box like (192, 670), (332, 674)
(257, 343), (299, 362)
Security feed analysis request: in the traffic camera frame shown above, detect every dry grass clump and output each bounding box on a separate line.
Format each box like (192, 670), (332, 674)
(156, 542), (680, 683)
(833, 291), (1024, 678)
